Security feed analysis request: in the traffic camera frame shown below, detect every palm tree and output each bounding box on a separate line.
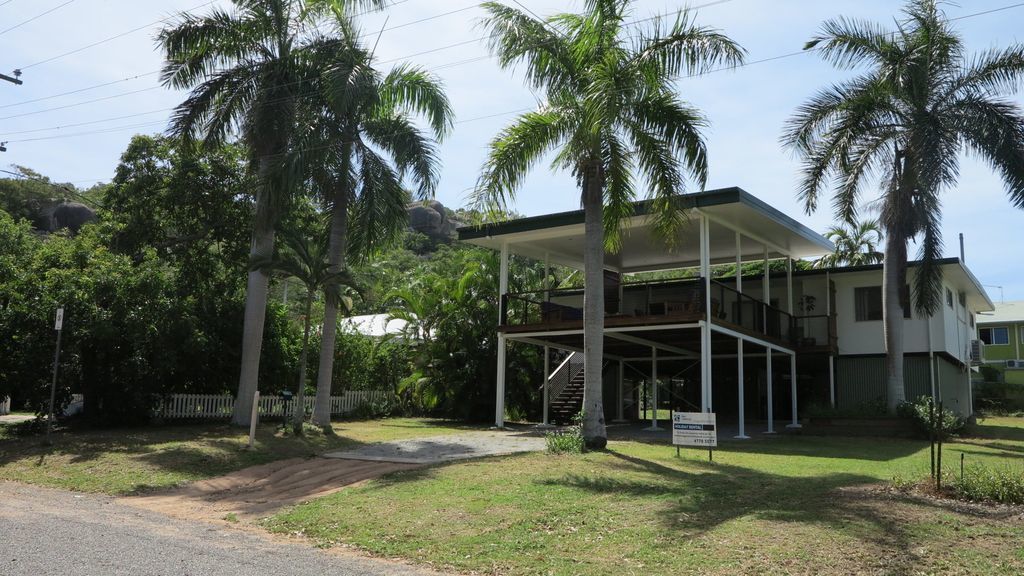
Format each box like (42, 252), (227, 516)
(814, 219), (884, 268)
(784, 0), (1024, 413)
(253, 220), (353, 433)
(475, 0), (744, 447)
(290, 5), (452, 426)
(158, 0), (382, 425)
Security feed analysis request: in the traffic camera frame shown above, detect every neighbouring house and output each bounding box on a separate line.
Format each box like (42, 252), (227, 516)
(976, 301), (1024, 386)
(339, 313), (418, 341)
(457, 187), (991, 435)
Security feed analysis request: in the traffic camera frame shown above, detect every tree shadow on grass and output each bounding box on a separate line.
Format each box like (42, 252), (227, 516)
(536, 448), (937, 573)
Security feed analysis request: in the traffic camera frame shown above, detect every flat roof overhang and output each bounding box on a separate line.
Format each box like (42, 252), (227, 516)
(457, 187), (833, 273)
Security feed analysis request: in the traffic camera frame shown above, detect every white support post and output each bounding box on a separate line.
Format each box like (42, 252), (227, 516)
(829, 355), (836, 408)
(542, 346), (551, 426)
(645, 347), (660, 431)
(736, 339), (749, 439)
(786, 258), (794, 315)
(766, 347), (775, 434)
(701, 215), (713, 412)
(827, 270), (835, 407)
(495, 242), (509, 428)
(615, 360), (626, 422)
(787, 352), (801, 428)
(735, 233), (742, 293)
(763, 246), (770, 305)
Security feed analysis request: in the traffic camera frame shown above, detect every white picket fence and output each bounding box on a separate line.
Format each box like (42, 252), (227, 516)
(157, 391), (389, 420)
(0, 396), (10, 416)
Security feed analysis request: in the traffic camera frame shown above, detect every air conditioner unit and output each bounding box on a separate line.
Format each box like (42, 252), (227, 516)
(970, 340), (985, 365)
(1007, 360), (1024, 369)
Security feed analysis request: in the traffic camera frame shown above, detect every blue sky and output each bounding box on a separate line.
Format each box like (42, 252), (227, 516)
(1, 0), (1023, 299)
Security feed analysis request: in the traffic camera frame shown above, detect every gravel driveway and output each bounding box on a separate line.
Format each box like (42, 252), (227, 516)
(0, 482), (439, 576)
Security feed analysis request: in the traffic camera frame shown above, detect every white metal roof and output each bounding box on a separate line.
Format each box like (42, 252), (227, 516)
(339, 314), (415, 339)
(458, 187), (833, 273)
(978, 301), (1024, 325)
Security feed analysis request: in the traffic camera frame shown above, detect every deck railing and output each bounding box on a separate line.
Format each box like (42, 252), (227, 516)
(501, 277), (833, 350)
(501, 277), (705, 328)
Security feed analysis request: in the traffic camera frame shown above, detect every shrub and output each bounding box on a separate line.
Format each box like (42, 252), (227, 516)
(545, 412), (585, 455)
(949, 463), (1024, 505)
(347, 396), (395, 420)
(897, 395), (965, 439)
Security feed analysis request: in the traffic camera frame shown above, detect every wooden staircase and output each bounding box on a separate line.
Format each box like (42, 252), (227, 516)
(549, 366), (585, 424)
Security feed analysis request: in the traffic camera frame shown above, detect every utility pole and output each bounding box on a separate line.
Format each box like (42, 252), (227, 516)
(0, 69), (22, 85)
(45, 307), (64, 446)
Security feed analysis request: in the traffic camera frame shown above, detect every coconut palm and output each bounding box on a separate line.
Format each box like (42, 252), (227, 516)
(253, 219), (354, 434)
(287, 5), (452, 425)
(158, 0), (383, 425)
(784, 0), (1024, 413)
(814, 219), (884, 268)
(475, 0), (744, 447)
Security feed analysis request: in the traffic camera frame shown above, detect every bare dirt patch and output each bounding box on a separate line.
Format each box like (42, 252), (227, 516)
(124, 456), (419, 523)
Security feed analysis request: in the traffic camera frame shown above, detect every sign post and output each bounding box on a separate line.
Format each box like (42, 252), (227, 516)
(672, 411), (717, 462)
(45, 307), (64, 446)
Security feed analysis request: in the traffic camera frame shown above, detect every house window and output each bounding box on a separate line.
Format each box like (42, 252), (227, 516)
(855, 287), (883, 321)
(855, 286), (911, 321)
(946, 288), (954, 308)
(980, 327), (1009, 346)
(970, 314), (975, 328)
(958, 292), (966, 307)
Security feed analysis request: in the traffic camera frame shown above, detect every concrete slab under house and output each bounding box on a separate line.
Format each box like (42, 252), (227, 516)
(457, 187), (993, 436)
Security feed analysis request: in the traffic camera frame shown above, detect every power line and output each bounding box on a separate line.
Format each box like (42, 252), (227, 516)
(18, 1), (217, 71)
(0, 71), (159, 110)
(0, 86), (161, 121)
(0, 0), (77, 37)
(0, 168), (104, 208)
(0, 108), (172, 136)
(5, 0), (1023, 144)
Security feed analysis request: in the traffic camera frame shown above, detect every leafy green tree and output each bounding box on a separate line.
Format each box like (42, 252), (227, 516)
(254, 221), (354, 433)
(158, 0), (380, 425)
(814, 220), (884, 268)
(784, 0), (1024, 412)
(475, 0), (744, 447)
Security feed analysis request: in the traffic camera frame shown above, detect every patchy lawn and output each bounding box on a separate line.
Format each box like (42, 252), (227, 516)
(0, 417), (476, 495)
(266, 417), (1024, 575)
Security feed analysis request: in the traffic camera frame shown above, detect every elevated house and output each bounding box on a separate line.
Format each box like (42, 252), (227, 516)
(976, 301), (1024, 385)
(457, 187), (991, 435)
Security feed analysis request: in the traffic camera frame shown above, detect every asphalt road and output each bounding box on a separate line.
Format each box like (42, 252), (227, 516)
(0, 482), (436, 576)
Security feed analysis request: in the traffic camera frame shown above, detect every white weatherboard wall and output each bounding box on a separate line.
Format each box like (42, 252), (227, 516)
(829, 270), (933, 356)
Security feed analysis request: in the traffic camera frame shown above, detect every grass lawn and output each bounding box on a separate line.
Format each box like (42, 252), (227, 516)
(267, 416), (1024, 575)
(0, 417), (477, 495)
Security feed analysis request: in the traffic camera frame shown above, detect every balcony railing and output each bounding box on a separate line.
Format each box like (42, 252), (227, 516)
(501, 278), (705, 328)
(500, 277), (834, 350)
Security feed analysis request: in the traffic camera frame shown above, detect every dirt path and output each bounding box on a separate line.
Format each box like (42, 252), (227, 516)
(125, 457), (419, 522)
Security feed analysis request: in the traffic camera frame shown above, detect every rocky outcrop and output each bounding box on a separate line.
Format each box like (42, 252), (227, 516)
(46, 202), (97, 233)
(407, 200), (461, 241)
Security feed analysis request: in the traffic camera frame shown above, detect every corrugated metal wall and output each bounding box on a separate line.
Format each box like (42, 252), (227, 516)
(836, 356), (942, 409)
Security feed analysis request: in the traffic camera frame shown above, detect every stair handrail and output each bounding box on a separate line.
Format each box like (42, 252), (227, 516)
(546, 352), (584, 401)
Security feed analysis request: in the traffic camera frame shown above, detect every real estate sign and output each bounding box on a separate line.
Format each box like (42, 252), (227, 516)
(671, 412), (717, 448)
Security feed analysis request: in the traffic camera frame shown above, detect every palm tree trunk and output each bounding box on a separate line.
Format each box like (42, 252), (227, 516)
(581, 166), (607, 449)
(294, 295), (313, 434)
(882, 231), (907, 414)
(311, 172), (351, 426)
(231, 159), (277, 426)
